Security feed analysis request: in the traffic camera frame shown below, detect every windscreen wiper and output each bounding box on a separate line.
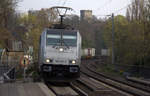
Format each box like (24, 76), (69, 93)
(61, 39), (69, 49)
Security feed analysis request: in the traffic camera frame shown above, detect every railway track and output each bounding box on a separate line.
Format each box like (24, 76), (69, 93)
(45, 82), (88, 96)
(73, 74), (129, 96)
(88, 59), (150, 91)
(42, 58), (150, 96)
(45, 74), (126, 96)
(91, 59), (150, 88)
(88, 62), (150, 91)
(81, 59), (150, 96)
(126, 76), (150, 87)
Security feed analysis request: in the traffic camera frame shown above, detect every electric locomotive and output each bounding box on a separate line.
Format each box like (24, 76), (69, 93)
(38, 7), (81, 82)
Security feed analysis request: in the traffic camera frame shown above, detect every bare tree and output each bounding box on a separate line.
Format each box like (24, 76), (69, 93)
(0, 0), (19, 47)
(126, 0), (146, 21)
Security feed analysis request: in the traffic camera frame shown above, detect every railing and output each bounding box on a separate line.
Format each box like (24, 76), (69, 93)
(4, 66), (16, 81)
(0, 60), (18, 83)
(0, 49), (25, 83)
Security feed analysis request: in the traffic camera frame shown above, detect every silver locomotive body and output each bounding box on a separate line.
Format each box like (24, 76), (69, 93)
(38, 28), (81, 82)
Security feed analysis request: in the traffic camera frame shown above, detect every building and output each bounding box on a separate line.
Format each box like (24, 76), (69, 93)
(28, 10), (39, 16)
(80, 10), (92, 21)
(7, 40), (23, 52)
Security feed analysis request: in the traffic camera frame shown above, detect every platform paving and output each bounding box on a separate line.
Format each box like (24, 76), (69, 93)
(50, 85), (78, 96)
(0, 82), (56, 96)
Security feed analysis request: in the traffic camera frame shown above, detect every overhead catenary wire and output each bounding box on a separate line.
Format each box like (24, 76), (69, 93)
(52, 0), (69, 15)
(61, 0), (78, 16)
(62, 0), (68, 6)
(95, 0), (112, 11)
(109, 0), (149, 15)
(52, 0), (68, 6)
(112, 3), (132, 14)
(57, 0), (61, 6)
(96, 1), (133, 17)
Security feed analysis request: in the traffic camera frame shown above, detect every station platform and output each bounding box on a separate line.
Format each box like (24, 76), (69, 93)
(0, 82), (56, 96)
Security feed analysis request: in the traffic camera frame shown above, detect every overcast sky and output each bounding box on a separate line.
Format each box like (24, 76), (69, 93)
(17, 0), (131, 17)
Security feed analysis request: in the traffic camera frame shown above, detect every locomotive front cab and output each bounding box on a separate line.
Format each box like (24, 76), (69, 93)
(38, 6), (81, 82)
(40, 29), (81, 82)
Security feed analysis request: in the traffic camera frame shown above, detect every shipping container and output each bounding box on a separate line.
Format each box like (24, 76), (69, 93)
(101, 49), (110, 56)
(82, 48), (95, 59)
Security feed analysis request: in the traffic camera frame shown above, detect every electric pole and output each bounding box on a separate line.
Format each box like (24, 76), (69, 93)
(112, 13), (115, 65)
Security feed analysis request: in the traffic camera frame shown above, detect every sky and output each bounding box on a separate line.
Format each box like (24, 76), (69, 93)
(17, 0), (132, 17)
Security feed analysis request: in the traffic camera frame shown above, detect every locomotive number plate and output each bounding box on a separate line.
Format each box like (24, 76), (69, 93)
(55, 60), (66, 63)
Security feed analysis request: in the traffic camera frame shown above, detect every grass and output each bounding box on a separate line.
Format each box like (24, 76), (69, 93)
(96, 64), (124, 78)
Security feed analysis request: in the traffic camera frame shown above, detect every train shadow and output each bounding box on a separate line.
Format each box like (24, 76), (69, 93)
(45, 81), (70, 87)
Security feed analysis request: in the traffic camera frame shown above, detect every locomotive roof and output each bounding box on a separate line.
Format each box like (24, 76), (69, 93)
(46, 29), (78, 35)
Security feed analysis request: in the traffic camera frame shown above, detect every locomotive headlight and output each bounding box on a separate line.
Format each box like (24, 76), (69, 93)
(59, 48), (64, 52)
(69, 60), (76, 64)
(72, 60), (76, 64)
(46, 59), (50, 63)
(45, 59), (52, 63)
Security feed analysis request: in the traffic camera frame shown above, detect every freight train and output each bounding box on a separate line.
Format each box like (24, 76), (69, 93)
(81, 48), (95, 59)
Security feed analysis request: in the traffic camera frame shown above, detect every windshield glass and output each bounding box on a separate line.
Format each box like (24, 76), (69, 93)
(47, 34), (61, 45)
(46, 34), (77, 46)
(63, 35), (77, 46)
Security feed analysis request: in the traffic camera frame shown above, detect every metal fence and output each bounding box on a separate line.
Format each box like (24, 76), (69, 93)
(0, 49), (25, 83)
(0, 60), (18, 83)
(0, 65), (9, 77)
